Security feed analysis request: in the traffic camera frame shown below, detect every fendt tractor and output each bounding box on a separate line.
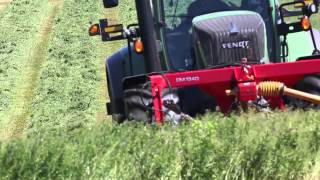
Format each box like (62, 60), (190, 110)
(89, 0), (320, 124)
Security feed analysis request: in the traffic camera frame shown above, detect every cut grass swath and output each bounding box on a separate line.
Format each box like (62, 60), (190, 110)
(0, 0), (50, 139)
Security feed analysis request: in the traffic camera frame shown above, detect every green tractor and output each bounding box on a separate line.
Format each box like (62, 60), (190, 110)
(90, 0), (320, 123)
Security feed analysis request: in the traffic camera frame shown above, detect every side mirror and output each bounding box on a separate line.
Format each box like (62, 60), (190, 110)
(103, 0), (118, 8)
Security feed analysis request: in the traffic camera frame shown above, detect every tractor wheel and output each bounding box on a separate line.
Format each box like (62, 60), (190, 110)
(124, 85), (182, 124)
(287, 74), (320, 109)
(124, 86), (153, 123)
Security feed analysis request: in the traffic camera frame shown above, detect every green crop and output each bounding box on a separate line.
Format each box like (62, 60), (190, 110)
(1, 111), (320, 179)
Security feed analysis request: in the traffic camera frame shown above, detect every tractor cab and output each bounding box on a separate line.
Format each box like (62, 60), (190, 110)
(156, 0), (274, 71)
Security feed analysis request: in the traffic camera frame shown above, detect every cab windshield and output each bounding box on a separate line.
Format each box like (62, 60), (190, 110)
(158, 0), (274, 71)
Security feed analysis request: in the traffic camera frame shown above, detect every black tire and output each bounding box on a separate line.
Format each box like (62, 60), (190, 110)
(124, 86), (154, 123)
(124, 85), (181, 123)
(287, 74), (320, 109)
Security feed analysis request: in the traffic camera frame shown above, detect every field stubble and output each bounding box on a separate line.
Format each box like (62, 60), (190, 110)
(0, 0), (51, 141)
(2, 0), (64, 140)
(25, 0), (105, 134)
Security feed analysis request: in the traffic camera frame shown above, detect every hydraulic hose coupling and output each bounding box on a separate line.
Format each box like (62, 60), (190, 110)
(257, 81), (284, 97)
(225, 81), (284, 97)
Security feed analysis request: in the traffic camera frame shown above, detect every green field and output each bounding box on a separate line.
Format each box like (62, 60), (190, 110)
(0, 0), (320, 179)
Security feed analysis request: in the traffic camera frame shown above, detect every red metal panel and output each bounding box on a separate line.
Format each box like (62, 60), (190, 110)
(254, 59), (320, 79)
(253, 59), (320, 87)
(148, 59), (320, 123)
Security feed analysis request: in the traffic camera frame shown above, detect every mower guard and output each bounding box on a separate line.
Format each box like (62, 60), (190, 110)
(148, 59), (320, 123)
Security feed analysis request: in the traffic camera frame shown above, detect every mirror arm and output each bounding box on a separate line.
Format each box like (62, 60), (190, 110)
(282, 8), (303, 17)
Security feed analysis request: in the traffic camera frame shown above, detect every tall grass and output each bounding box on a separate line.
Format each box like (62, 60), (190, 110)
(1, 111), (320, 179)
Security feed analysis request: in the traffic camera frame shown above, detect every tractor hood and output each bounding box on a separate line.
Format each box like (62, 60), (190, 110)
(192, 11), (268, 68)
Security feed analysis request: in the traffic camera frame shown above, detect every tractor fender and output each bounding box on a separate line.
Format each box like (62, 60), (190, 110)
(105, 47), (126, 115)
(105, 46), (145, 116)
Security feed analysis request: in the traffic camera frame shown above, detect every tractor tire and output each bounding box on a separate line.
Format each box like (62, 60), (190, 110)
(124, 85), (182, 124)
(287, 74), (320, 109)
(124, 86), (153, 123)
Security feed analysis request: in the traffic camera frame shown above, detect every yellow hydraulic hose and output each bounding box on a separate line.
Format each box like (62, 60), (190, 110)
(258, 81), (320, 104)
